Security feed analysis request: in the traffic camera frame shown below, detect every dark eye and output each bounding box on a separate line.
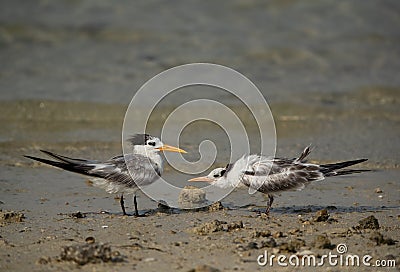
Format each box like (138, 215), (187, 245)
(220, 169), (226, 176)
(148, 141), (156, 146)
(213, 174), (220, 178)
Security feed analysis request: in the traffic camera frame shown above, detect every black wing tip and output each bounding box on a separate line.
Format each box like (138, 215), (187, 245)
(39, 149), (54, 155)
(350, 158), (368, 165)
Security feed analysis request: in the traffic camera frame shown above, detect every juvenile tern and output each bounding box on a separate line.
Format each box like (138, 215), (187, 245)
(189, 146), (369, 214)
(25, 134), (186, 216)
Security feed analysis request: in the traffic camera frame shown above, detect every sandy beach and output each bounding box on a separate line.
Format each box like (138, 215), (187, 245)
(1, 1), (399, 271)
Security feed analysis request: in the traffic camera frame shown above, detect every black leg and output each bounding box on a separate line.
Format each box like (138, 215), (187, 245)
(133, 194), (139, 217)
(120, 194), (127, 216)
(265, 194), (274, 215)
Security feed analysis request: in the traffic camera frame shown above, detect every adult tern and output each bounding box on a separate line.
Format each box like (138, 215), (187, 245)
(189, 146), (368, 214)
(25, 134), (186, 216)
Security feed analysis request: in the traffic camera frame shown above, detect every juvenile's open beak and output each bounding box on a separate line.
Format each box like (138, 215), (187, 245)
(157, 144), (187, 153)
(188, 176), (214, 183)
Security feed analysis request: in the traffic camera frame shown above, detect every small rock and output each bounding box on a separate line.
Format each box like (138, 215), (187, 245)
(313, 209), (330, 222)
(36, 256), (51, 265)
(189, 220), (243, 235)
(70, 211), (85, 219)
(369, 231), (396, 246)
(259, 238), (277, 248)
(251, 230), (271, 238)
(279, 239), (306, 253)
(272, 231), (284, 238)
(289, 228), (301, 235)
(85, 237), (95, 244)
(0, 210), (24, 225)
(237, 242), (258, 251)
(357, 215), (380, 230)
(143, 257), (156, 262)
(60, 243), (122, 265)
(374, 188), (383, 193)
(190, 220), (225, 235)
(312, 235), (333, 249)
(208, 201), (224, 212)
(157, 200), (171, 211)
(179, 186), (207, 209)
(225, 221), (243, 231)
(326, 228), (350, 237)
(188, 264), (221, 272)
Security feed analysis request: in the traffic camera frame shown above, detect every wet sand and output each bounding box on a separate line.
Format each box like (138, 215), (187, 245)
(0, 97), (399, 271)
(0, 178), (399, 271)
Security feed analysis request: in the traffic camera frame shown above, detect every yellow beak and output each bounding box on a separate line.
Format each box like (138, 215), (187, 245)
(157, 144), (187, 154)
(188, 176), (214, 183)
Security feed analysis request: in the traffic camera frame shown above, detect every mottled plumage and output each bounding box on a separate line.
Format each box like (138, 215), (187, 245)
(190, 146), (369, 214)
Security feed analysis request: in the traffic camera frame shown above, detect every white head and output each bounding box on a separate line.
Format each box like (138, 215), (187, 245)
(188, 164), (237, 188)
(128, 134), (187, 156)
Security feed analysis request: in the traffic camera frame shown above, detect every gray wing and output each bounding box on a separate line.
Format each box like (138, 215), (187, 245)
(245, 164), (324, 193)
(243, 146), (313, 176)
(88, 154), (161, 188)
(242, 155), (296, 176)
(241, 155), (324, 194)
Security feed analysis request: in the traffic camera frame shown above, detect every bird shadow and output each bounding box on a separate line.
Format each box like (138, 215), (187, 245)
(240, 204), (400, 215)
(58, 203), (399, 218)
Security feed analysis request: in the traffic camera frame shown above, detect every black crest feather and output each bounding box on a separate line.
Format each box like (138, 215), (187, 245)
(223, 163), (234, 176)
(127, 134), (151, 146)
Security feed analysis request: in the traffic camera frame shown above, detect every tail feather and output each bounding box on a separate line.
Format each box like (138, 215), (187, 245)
(24, 153), (100, 178)
(325, 169), (371, 177)
(321, 158), (368, 176)
(39, 150), (95, 164)
(295, 145), (312, 162)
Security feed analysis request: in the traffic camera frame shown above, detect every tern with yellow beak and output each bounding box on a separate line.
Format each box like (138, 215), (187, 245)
(25, 134), (186, 216)
(189, 146), (368, 214)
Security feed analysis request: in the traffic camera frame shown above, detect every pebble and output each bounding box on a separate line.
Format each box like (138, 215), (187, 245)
(259, 238), (277, 248)
(326, 228), (350, 237)
(278, 239), (306, 253)
(357, 215), (380, 230)
(369, 231), (395, 246)
(190, 220), (243, 235)
(313, 209), (330, 222)
(272, 231), (284, 238)
(0, 210), (24, 225)
(85, 237), (95, 244)
(60, 243), (122, 265)
(178, 186), (207, 209)
(188, 264), (221, 272)
(250, 230), (271, 238)
(70, 211), (85, 219)
(208, 201), (225, 212)
(312, 235), (333, 249)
